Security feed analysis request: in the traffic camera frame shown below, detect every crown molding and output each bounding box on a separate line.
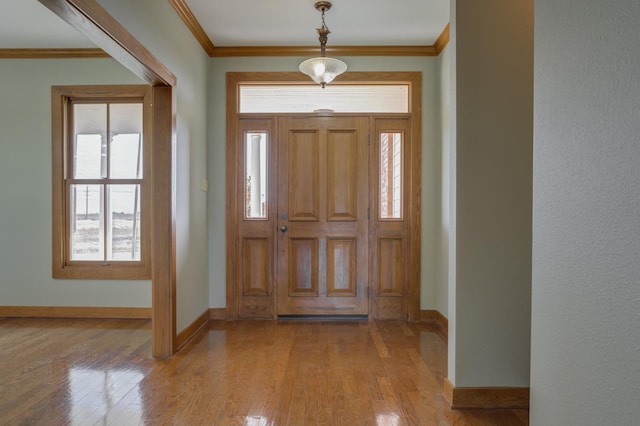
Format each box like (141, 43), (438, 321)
(0, 48), (108, 58)
(168, 1), (450, 58)
(434, 23), (450, 54)
(168, 0), (215, 56)
(211, 45), (439, 57)
(3, 6), (451, 60)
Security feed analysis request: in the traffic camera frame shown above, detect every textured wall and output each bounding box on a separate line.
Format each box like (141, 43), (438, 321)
(97, 0), (210, 332)
(0, 58), (150, 307)
(449, 0), (533, 386)
(531, 0), (640, 424)
(436, 45), (450, 317)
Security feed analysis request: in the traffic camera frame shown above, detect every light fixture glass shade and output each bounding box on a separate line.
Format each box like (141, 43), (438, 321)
(299, 56), (347, 87)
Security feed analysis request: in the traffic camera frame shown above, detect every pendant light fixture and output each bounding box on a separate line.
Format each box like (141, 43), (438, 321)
(299, 1), (347, 88)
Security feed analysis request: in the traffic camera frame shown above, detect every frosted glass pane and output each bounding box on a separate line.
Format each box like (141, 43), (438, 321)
(73, 104), (106, 179)
(245, 132), (268, 219)
(110, 133), (142, 179)
(107, 184), (141, 261)
(74, 134), (103, 178)
(110, 103), (143, 179)
(239, 85), (409, 113)
(70, 184), (104, 260)
(380, 133), (403, 219)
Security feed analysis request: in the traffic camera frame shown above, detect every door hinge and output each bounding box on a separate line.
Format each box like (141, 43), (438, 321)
(367, 134), (370, 146)
(367, 207), (370, 220)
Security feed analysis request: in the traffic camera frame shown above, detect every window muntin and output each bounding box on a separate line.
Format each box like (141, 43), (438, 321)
(52, 86), (150, 279)
(239, 84), (409, 113)
(380, 132), (403, 219)
(244, 131), (268, 219)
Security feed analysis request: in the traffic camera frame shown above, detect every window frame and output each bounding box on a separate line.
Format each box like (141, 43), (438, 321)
(52, 85), (152, 279)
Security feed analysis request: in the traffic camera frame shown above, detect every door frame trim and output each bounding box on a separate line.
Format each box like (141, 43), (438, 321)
(226, 72), (422, 320)
(38, 0), (177, 357)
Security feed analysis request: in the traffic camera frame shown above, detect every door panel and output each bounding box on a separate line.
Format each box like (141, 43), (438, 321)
(327, 130), (358, 221)
(326, 238), (357, 296)
(277, 116), (369, 316)
(236, 119), (275, 318)
(370, 118), (412, 319)
(242, 237), (271, 296)
(377, 237), (404, 295)
(288, 130), (319, 221)
(288, 237), (319, 296)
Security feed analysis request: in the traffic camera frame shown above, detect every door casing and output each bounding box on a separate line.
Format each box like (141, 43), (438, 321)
(226, 72), (422, 320)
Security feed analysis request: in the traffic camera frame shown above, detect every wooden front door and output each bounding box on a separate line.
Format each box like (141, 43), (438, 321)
(276, 116), (369, 315)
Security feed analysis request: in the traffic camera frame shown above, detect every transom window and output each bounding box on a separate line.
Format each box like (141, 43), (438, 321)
(239, 84), (409, 113)
(52, 86), (151, 279)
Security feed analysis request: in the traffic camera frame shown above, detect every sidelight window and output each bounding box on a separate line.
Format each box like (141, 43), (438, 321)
(380, 132), (403, 219)
(244, 131), (268, 219)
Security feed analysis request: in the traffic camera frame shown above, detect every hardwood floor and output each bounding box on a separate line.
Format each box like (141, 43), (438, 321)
(0, 318), (529, 425)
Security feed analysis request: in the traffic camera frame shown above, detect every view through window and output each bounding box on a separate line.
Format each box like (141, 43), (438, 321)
(70, 103), (143, 261)
(380, 132), (403, 219)
(51, 85), (151, 279)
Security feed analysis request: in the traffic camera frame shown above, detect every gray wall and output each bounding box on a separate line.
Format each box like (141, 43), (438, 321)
(436, 45), (451, 317)
(96, 0), (210, 332)
(448, 0), (533, 386)
(531, 0), (640, 423)
(0, 58), (149, 307)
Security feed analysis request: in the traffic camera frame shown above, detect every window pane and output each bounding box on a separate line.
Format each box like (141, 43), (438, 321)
(109, 103), (143, 179)
(110, 133), (142, 179)
(107, 184), (141, 261)
(239, 85), (409, 113)
(380, 132), (403, 219)
(73, 104), (106, 179)
(245, 132), (268, 219)
(70, 184), (104, 260)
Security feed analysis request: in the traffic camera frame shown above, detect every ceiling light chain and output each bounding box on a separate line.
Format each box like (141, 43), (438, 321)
(299, 1), (347, 88)
(318, 10), (329, 57)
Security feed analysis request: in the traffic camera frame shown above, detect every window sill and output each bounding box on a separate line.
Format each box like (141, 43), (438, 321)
(53, 262), (151, 280)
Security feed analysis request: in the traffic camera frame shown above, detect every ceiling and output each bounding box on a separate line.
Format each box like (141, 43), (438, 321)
(0, 0), (449, 50)
(0, 1), (95, 48)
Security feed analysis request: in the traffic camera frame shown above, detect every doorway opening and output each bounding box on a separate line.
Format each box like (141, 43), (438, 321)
(226, 72), (422, 320)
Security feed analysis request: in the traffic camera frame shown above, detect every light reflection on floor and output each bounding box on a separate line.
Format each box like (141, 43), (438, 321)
(3, 319), (528, 425)
(69, 367), (143, 425)
(244, 415), (270, 426)
(376, 412), (401, 426)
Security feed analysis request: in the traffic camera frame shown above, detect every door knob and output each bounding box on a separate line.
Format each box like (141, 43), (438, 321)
(280, 225), (288, 232)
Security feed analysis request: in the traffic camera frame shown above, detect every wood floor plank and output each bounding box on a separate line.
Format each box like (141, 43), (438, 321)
(0, 317), (529, 425)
